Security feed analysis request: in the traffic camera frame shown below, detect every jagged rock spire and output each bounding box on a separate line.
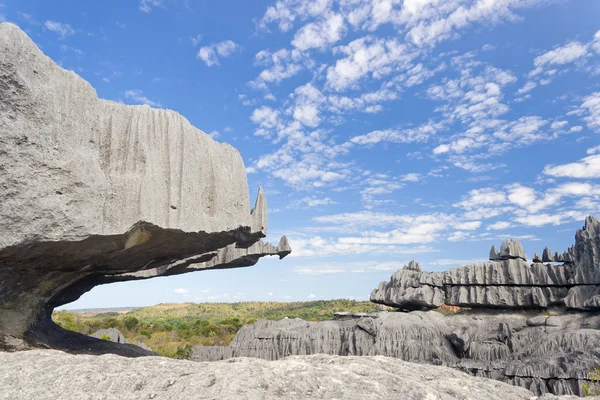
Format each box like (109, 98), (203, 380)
(489, 245), (501, 261)
(250, 186), (267, 236)
(404, 260), (421, 272)
(542, 247), (553, 263)
(499, 238), (527, 261)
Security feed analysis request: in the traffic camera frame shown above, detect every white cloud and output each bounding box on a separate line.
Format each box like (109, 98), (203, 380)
(401, 0), (536, 47)
(543, 154), (600, 179)
(139, 0), (162, 13)
(308, 294), (316, 298)
(454, 221), (481, 230)
(174, 288), (189, 294)
(292, 13), (346, 51)
(326, 36), (414, 91)
(44, 20), (75, 39)
(486, 221), (512, 230)
(254, 48), (304, 84)
(350, 121), (442, 145)
(124, 89), (162, 107)
(516, 81), (537, 95)
(250, 106), (280, 135)
(587, 145), (600, 155)
(190, 34), (202, 47)
(294, 196), (336, 207)
(293, 103), (321, 127)
(197, 40), (239, 66)
(289, 235), (437, 257)
(294, 260), (404, 275)
(532, 41), (588, 70)
(454, 188), (507, 209)
(259, 1), (297, 31)
(579, 92), (600, 131)
(400, 173), (421, 182)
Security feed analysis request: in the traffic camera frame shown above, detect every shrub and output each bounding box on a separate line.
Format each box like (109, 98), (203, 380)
(101, 334), (111, 341)
(174, 344), (193, 360)
(52, 310), (77, 332)
(140, 330), (151, 339)
(123, 316), (139, 330)
(583, 367), (600, 396)
(107, 318), (120, 328)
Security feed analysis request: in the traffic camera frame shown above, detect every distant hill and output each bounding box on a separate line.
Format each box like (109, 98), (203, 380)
(65, 307), (139, 315)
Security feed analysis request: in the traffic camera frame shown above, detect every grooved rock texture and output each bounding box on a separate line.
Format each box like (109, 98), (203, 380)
(370, 216), (600, 310)
(0, 350), (552, 400)
(0, 23), (290, 356)
(192, 310), (600, 397)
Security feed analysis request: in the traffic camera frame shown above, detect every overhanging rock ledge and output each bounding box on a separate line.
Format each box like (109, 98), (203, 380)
(0, 22), (290, 356)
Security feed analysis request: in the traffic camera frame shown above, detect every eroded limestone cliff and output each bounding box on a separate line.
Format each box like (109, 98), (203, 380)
(0, 23), (290, 356)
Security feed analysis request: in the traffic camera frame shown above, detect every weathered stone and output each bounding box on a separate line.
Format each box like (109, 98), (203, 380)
(526, 316), (547, 327)
(0, 350), (543, 400)
(554, 252), (564, 262)
(533, 253), (542, 263)
(405, 260), (421, 271)
(371, 216), (600, 310)
(0, 23), (290, 356)
(91, 328), (128, 344)
(192, 311), (600, 397)
(543, 247), (554, 263)
(136, 341), (152, 352)
(490, 245), (502, 261)
(500, 238), (527, 261)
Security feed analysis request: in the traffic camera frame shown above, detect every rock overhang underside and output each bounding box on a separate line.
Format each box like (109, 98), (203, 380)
(0, 22), (290, 356)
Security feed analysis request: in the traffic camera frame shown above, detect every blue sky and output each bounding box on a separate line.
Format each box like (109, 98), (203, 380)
(3, 0), (600, 309)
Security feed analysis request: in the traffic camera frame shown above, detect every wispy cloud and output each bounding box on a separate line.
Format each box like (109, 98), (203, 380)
(124, 89), (162, 107)
(197, 40), (240, 66)
(44, 20), (75, 39)
(139, 0), (162, 13)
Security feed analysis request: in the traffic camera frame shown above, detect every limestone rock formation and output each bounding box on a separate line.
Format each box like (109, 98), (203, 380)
(0, 349), (556, 400)
(371, 216), (600, 310)
(543, 247), (554, 263)
(193, 217), (600, 396)
(192, 310), (600, 397)
(0, 23), (290, 356)
(91, 328), (128, 344)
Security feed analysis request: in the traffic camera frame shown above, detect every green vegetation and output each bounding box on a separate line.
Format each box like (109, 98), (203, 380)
(583, 367), (600, 396)
(52, 300), (379, 359)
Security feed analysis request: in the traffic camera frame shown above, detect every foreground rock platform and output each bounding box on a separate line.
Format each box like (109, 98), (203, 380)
(0, 350), (557, 400)
(192, 309), (600, 396)
(0, 22), (290, 356)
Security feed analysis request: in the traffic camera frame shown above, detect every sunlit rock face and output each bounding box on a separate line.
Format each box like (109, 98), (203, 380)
(193, 218), (600, 396)
(370, 216), (600, 310)
(0, 22), (290, 356)
(192, 311), (600, 396)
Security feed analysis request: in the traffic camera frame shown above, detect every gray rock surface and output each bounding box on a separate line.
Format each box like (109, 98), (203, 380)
(543, 247), (554, 263)
(192, 311), (600, 396)
(371, 216), (600, 310)
(91, 328), (128, 344)
(0, 23), (290, 356)
(0, 349), (549, 400)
